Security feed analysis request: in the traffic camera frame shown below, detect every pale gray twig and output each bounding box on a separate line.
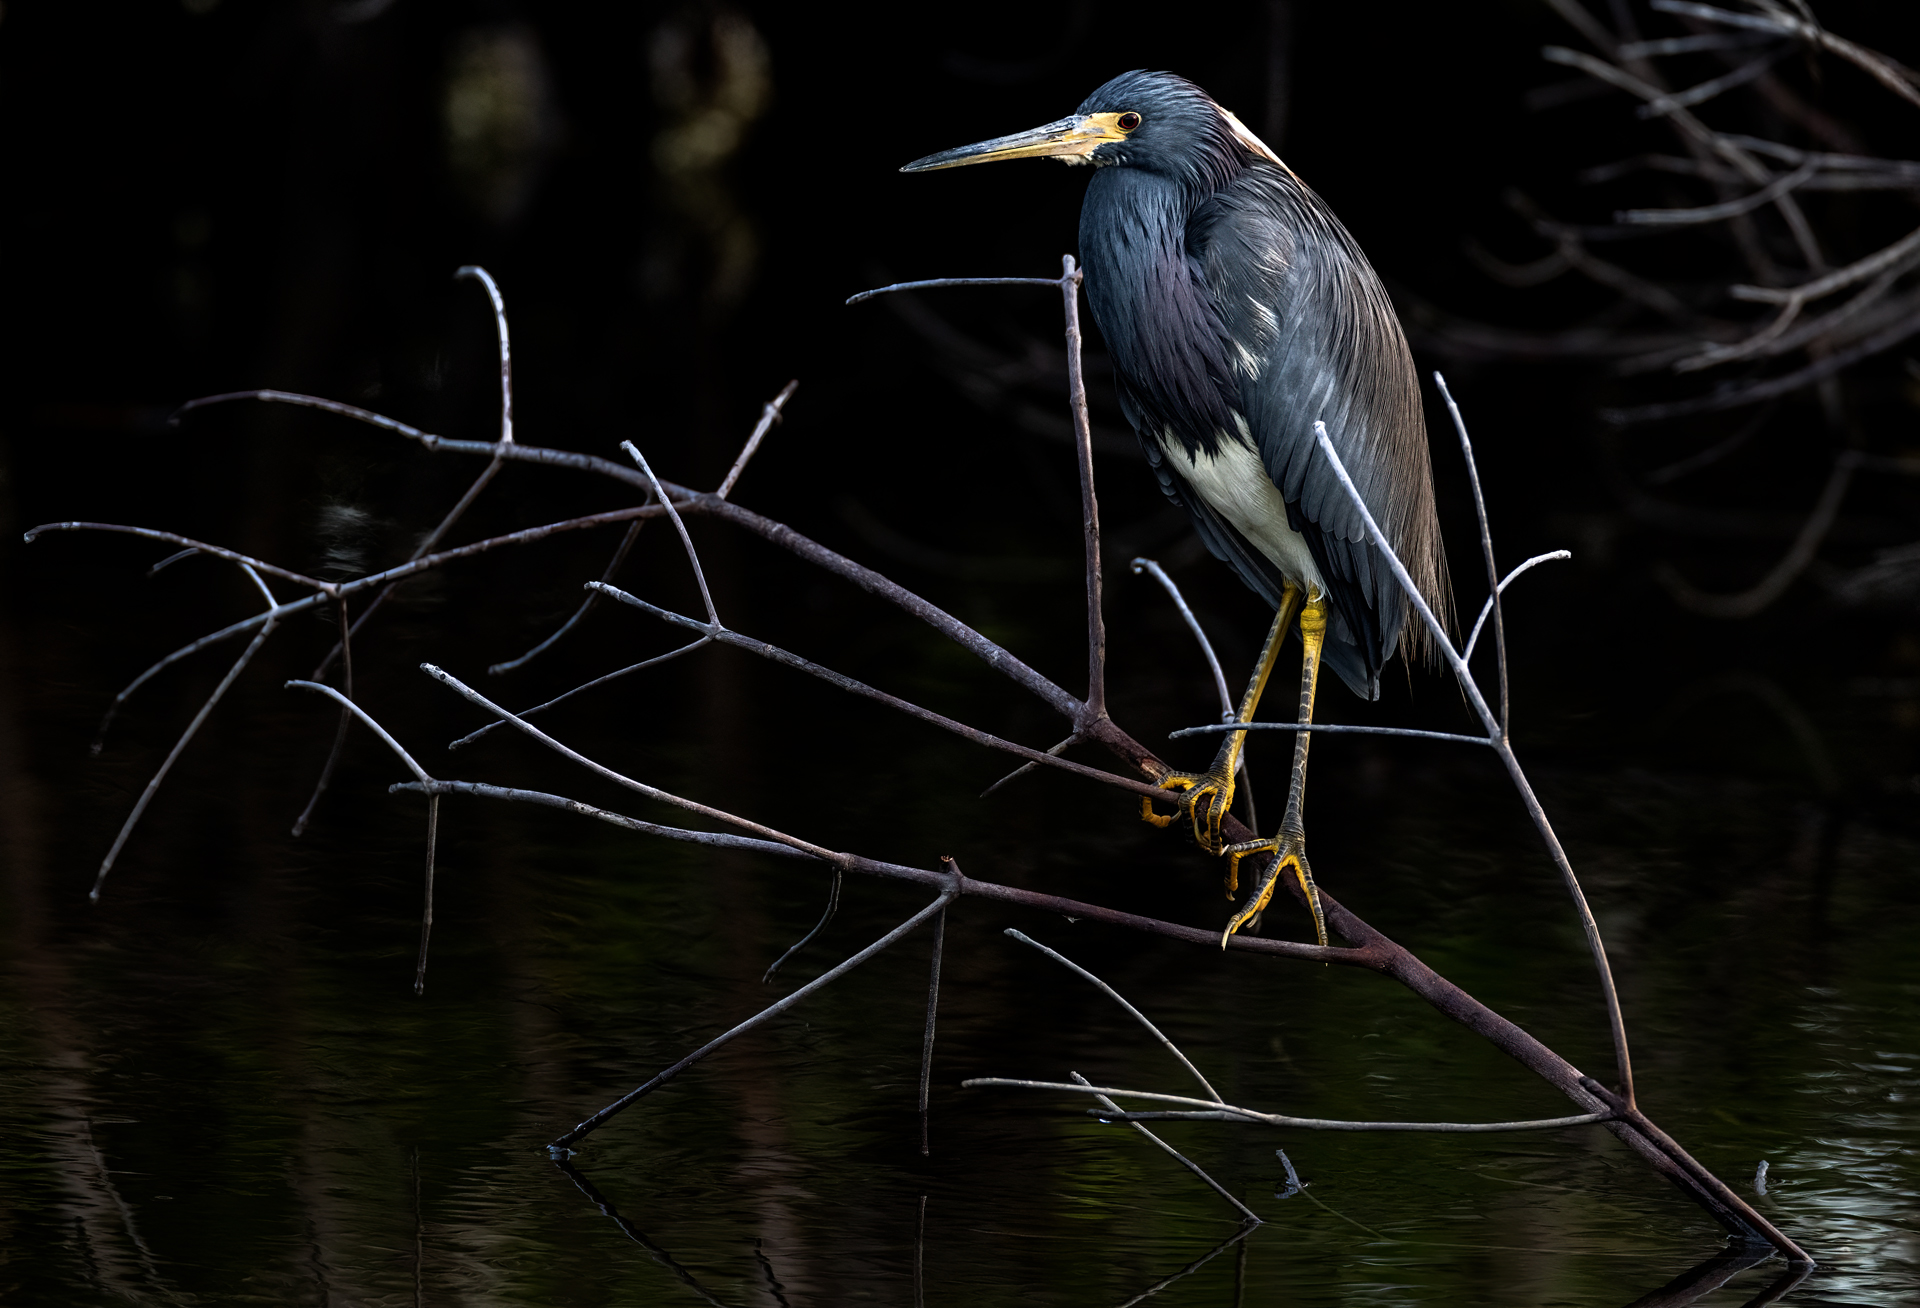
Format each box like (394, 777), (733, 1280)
(1071, 1072), (1261, 1224)
(89, 614), (282, 903)
(1129, 556), (1255, 828)
(717, 380), (799, 500)
(1463, 552), (1575, 663)
(1003, 929), (1222, 1103)
(488, 517), (649, 675)
(966, 1078), (1613, 1132)
(452, 636), (712, 750)
(590, 583), (1165, 801)
(620, 442), (719, 626)
(551, 871), (962, 1149)
(1171, 722), (1490, 746)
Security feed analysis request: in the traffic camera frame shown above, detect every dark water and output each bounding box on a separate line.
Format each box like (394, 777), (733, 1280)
(4, 1), (1919, 1303)
(3, 544), (1916, 1305)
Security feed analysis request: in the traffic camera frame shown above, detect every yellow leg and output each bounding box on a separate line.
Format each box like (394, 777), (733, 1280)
(1141, 584), (1303, 857)
(1219, 593), (1329, 948)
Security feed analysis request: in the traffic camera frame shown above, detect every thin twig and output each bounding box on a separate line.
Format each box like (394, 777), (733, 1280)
(591, 584), (1166, 801)
(291, 594), (358, 837)
(763, 865), (843, 984)
(717, 380), (799, 500)
(1435, 374), (1509, 737)
(1130, 559), (1232, 710)
(1004, 929), (1223, 1102)
(421, 663), (842, 861)
(382, 779), (1356, 964)
(1071, 1071), (1261, 1223)
(488, 517), (649, 676)
(414, 795), (440, 997)
(1172, 722), (1491, 746)
(89, 615), (281, 903)
(455, 266), (514, 447)
(286, 681), (433, 782)
(1606, 304), (1920, 422)
(977, 732), (1078, 798)
(967, 1079), (1613, 1132)
(1618, 159), (1818, 225)
(25, 522), (331, 592)
(845, 275), (1064, 305)
(551, 871), (962, 1149)
(1112, 1223), (1257, 1308)
(920, 867), (952, 1156)
(621, 443), (719, 625)
(1132, 557), (1255, 828)
(1462, 552), (1574, 663)
(1650, 0), (1920, 111)
(452, 636), (712, 750)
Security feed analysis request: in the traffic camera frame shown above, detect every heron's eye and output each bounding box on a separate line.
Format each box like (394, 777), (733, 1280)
(1117, 112), (1142, 131)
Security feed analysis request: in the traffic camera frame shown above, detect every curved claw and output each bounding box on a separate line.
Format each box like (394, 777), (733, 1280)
(1220, 838), (1327, 950)
(1139, 769), (1233, 852)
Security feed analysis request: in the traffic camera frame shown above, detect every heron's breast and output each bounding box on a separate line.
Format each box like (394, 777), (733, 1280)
(1161, 421), (1324, 593)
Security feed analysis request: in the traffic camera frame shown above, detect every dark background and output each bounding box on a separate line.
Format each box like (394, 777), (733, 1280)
(1, 2), (1917, 1304)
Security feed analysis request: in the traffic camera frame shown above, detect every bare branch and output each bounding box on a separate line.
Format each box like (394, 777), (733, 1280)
(845, 275), (1064, 305)
(1059, 255), (1108, 721)
(1004, 929), (1223, 1104)
(90, 616), (282, 903)
(1606, 304), (1920, 421)
(285, 679), (432, 782)
(421, 663), (841, 862)
(1618, 159), (1817, 225)
(1650, 0), (1920, 110)
(1130, 559), (1231, 713)
(717, 379), (799, 500)
(1435, 374), (1509, 736)
(620, 443), (719, 626)
(590, 584), (1165, 800)
(1071, 1071), (1261, 1224)
(454, 266), (514, 446)
(764, 865), (842, 984)
(1171, 722), (1491, 746)
(966, 1078), (1614, 1133)
(488, 517), (650, 675)
(1464, 552), (1575, 663)
(452, 636), (712, 750)
(551, 873), (963, 1149)
(26, 522), (332, 593)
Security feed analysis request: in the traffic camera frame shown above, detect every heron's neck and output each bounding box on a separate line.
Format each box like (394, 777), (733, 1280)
(1078, 167), (1240, 457)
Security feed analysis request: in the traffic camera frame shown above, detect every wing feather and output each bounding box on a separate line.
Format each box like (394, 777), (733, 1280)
(1190, 162), (1449, 674)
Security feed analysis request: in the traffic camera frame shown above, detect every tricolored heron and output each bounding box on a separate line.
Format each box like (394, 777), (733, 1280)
(903, 70), (1451, 947)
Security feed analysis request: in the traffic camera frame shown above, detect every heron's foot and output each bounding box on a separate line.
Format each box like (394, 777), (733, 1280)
(1220, 831), (1327, 949)
(1139, 766), (1236, 854)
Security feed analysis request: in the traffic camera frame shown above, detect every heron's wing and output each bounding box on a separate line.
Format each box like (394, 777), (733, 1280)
(1188, 163), (1444, 675)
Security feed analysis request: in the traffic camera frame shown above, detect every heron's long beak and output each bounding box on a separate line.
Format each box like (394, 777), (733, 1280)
(900, 113), (1129, 172)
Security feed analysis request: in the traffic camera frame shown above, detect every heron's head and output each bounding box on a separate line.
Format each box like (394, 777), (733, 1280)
(901, 70), (1262, 196)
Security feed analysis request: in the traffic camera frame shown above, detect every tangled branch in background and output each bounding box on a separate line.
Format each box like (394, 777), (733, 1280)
(1419, 0), (1920, 617)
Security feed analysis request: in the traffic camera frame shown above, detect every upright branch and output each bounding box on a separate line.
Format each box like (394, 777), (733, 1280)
(1059, 255), (1108, 722)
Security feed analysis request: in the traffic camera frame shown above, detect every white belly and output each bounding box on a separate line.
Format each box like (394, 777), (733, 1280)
(1161, 427), (1325, 595)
